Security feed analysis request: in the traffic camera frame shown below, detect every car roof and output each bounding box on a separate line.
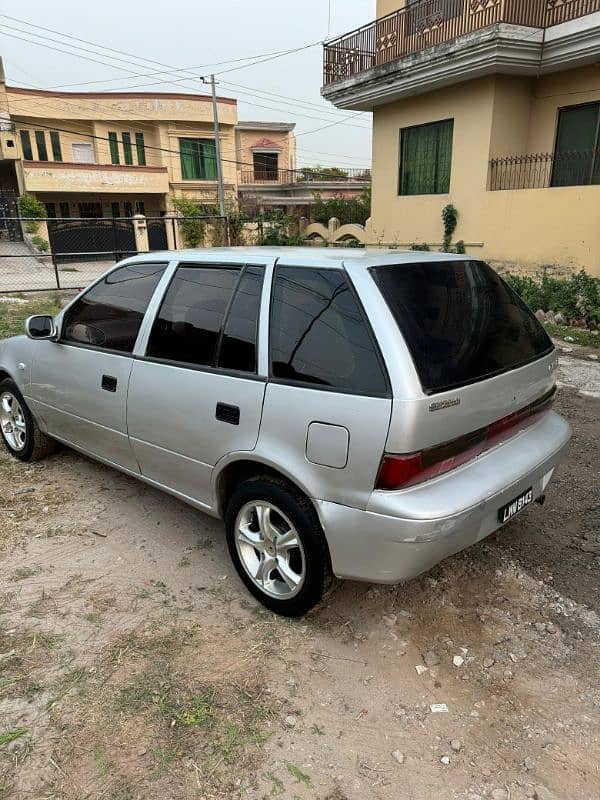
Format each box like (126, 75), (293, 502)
(124, 246), (473, 269)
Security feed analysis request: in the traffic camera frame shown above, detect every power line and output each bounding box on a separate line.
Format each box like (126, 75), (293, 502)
(296, 113), (369, 137)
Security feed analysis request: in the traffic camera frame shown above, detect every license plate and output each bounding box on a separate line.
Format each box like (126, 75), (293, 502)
(498, 487), (533, 524)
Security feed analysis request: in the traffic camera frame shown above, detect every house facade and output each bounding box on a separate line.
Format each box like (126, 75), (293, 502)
(322, 0), (600, 276)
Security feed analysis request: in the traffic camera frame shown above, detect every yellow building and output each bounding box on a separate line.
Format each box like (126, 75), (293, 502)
(322, 0), (600, 276)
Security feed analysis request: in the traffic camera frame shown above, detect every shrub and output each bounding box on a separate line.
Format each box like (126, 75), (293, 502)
(18, 193), (47, 220)
(171, 196), (207, 248)
(257, 210), (303, 246)
(410, 242), (430, 251)
(441, 204), (458, 252)
(504, 269), (600, 327)
(311, 186), (371, 226)
(31, 235), (49, 252)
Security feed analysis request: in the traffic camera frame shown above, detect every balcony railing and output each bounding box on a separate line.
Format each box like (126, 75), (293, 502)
(323, 0), (600, 85)
(489, 149), (600, 190)
(239, 168), (371, 185)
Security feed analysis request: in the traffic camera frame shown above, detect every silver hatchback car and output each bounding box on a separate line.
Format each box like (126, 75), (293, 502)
(0, 248), (571, 615)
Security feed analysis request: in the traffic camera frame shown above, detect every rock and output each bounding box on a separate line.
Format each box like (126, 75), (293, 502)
(450, 740), (462, 752)
(284, 715), (297, 728)
(137, 747), (147, 757)
(535, 310), (546, 322)
(382, 614), (397, 628)
(563, 335), (575, 342)
(391, 750), (405, 765)
(524, 756), (535, 771)
(423, 650), (440, 667)
(483, 657), (495, 669)
(491, 790), (509, 800)
(546, 623), (558, 635)
(561, 346), (573, 353)
(415, 665), (428, 676)
(588, 354), (599, 361)
(546, 310), (556, 324)
(453, 655), (465, 667)
(534, 622), (546, 633)
(554, 312), (566, 325)
(440, 755), (450, 765)
(430, 703), (449, 713)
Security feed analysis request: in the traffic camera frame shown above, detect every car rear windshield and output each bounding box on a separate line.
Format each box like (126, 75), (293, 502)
(371, 260), (553, 395)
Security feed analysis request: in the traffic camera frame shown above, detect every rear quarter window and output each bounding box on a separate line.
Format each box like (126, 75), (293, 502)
(371, 260), (553, 394)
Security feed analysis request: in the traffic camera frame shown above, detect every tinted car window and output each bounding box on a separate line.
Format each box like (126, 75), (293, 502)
(218, 266), (264, 373)
(62, 262), (167, 352)
(147, 266), (240, 367)
(371, 260), (553, 395)
(270, 267), (388, 395)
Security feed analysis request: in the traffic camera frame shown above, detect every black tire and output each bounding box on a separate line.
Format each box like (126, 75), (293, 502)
(225, 475), (332, 617)
(0, 378), (56, 462)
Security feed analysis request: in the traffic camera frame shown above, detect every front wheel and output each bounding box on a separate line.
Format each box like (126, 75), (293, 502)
(0, 379), (56, 462)
(225, 476), (332, 617)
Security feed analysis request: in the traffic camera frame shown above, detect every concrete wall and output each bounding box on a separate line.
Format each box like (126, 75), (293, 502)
(369, 68), (600, 274)
(377, 0), (404, 18)
(235, 127), (296, 175)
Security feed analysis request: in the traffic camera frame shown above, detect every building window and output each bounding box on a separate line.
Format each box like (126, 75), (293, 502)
(50, 131), (62, 162)
(399, 119), (453, 195)
(20, 130), (33, 160)
(59, 202), (70, 218)
(551, 102), (600, 187)
(122, 132), (133, 165)
(135, 132), (146, 166)
(35, 131), (48, 161)
(179, 138), (217, 180)
(135, 200), (145, 215)
(123, 201), (133, 217)
(111, 202), (120, 217)
(253, 152), (279, 180)
(44, 203), (57, 218)
(108, 132), (120, 164)
(72, 142), (94, 163)
(78, 202), (103, 218)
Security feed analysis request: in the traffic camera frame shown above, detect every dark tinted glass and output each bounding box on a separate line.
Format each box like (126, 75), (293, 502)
(372, 260), (553, 395)
(62, 263), (167, 352)
(147, 266), (240, 367)
(270, 267), (388, 395)
(218, 266), (264, 373)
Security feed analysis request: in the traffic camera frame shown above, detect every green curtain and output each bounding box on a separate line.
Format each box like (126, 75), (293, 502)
(551, 104), (599, 187)
(179, 138), (217, 180)
(400, 120), (453, 195)
(108, 132), (120, 165)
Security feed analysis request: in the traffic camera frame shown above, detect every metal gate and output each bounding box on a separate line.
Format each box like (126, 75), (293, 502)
(0, 191), (23, 242)
(47, 217), (137, 261)
(147, 217), (168, 251)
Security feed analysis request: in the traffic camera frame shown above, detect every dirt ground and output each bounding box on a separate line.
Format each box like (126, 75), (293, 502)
(0, 365), (599, 799)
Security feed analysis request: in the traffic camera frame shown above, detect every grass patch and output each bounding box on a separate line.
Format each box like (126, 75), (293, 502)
(0, 728), (28, 747)
(285, 762), (311, 787)
(94, 743), (109, 777)
(11, 566), (40, 582)
(545, 323), (599, 348)
(0, 293), (63, 340)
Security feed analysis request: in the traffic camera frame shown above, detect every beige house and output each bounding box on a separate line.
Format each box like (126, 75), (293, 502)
(322, 0), (600, 276)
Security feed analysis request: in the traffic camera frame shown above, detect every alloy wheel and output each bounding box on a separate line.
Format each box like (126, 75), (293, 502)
(0, 392), (27, 452)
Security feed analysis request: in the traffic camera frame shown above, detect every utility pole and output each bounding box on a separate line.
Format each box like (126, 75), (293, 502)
(204, 74), (227, 223)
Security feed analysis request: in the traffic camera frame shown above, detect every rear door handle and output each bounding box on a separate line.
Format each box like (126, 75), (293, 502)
(216, 402), (240, 425)
(101, 375), (118, 393)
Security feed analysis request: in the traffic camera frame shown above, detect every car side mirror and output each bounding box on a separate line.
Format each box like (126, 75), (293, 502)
(25, 315), (57, 341)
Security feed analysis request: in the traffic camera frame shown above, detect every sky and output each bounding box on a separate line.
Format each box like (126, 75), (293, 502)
(0, 1), (376, 170)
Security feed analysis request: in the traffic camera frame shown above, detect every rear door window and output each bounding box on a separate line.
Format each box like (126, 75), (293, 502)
(269, 266), (388, 396)
(147, 265), (240, 367)
(371, 260), (553, 395)
(61, 262), (167, 352)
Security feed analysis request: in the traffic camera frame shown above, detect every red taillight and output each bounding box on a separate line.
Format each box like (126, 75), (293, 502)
(376, 387), (555, 491)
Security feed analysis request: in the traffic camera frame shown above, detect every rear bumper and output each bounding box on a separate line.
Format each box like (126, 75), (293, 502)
(317, 411), (571, 583)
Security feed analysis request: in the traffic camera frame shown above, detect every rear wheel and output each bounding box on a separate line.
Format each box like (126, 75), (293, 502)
(0, 379), (56, 462)
(225, 476), (331, 617)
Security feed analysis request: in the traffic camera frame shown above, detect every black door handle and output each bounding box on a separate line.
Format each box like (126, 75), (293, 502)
(101, 375), (117, 392)
(216, 402), (240, 425)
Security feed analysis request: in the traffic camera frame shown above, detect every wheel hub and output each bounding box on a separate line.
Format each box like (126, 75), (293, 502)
(234, 501), (306, 600)
(0, 391), (26, 452)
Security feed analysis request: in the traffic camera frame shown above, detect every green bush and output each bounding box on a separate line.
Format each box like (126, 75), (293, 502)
(311, 186), (371, 226)
(31, 235), (49, 252)
(18, 193), (47, 220)
(257, 210), (303, 246)
(504, 269), (600, 326)
(171, 196), (208, 248)
(410, 242), (430, 251)
(441, 204), (458, 252)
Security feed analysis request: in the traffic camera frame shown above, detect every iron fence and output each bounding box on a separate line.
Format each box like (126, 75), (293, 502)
(0, 215), (228, 293)
(324, 0), (600, 85)
(239, 168), (371, 185)
(489, 149), (600, 190)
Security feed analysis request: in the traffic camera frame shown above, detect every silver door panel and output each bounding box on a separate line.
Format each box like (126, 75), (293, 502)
(29, 341), (138, 471)
(128, 437), (213, 505)
(127, 360), (266, 505)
